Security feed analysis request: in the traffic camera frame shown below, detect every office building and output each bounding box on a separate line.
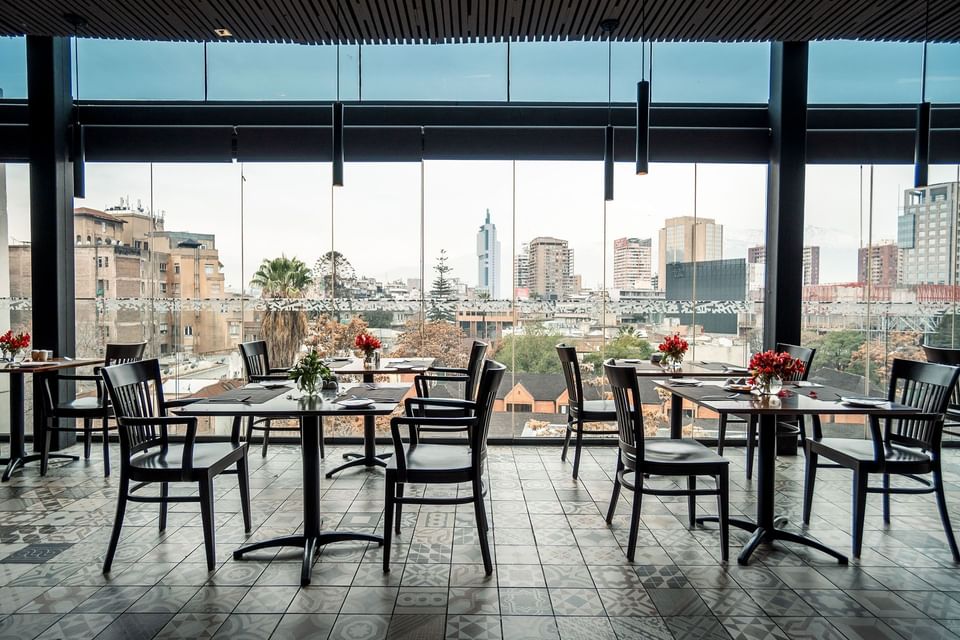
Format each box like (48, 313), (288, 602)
(898, 182), (960, 285)
(613, 237), (653, 290)
(658, 216), (723, 290)
(524, 237), (575, 301)
(476, 209), (501, 299)
(858, 241), (901, 287)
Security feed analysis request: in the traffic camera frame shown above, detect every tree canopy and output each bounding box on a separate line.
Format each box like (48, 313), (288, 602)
(428, 250), (456, 323)
(251, 255), (313, 298)
(494, 330), (565, 373)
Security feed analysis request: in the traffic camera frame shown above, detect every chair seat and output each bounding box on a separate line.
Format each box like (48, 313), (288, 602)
(131, 442), (246, 478)
(572, 400), (618, 421)
(52, 396), (108, 418)
(807, 438), (932, 469)
(386, 443), (473, 475)
(626, 438), (728, 470)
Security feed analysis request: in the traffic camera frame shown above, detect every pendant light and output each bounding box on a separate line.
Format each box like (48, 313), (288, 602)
(332, 0), (344, 187)
(602, 18), (619, 202)
(65, 13), (87, 198)
(914, 0), (931, 189)
(635, 0), (650, 176)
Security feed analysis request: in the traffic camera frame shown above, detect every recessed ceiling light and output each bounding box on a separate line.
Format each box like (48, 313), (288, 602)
(214, 28), (233, 37)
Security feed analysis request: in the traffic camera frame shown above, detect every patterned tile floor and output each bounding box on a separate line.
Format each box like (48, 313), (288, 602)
(1, 441), (959, 639)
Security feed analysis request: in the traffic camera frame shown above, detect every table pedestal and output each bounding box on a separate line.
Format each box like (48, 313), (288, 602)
(232, 415), (382, 585)
(324, 372), (393, 478)
(2, 372), (77, 482)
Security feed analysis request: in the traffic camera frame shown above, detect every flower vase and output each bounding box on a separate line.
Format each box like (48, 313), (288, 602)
(662, 355), (684, 376)
(297, 377), (320, 398)
(363, 351), (379, 369)
(755, 375), (783, 395)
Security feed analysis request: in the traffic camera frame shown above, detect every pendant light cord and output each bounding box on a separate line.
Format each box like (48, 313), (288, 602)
(641, 0), (646, 82)
(606, 27), (612, 126)
(336, 0), (341, 102)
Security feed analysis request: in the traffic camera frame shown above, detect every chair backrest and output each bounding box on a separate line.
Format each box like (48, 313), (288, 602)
(463, 341), (489, 401)
(776, 342), (815, 382)
(238, 340), (271, 381)
(101, 359), (169, 457)
(470, 360), (506, 467)
(557, 344), (584, 409)
(604, 358), (646, 463)
(104, 342), (147, 367)
(885, 358), (960, 451)
(922, 345), (960, 411)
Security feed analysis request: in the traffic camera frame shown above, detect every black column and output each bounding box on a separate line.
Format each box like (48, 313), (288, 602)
(27, 36), (76, 448)
(764, 42), (808, 350)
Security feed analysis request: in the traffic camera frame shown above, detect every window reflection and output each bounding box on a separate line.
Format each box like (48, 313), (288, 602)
(0, 37), (27, 99)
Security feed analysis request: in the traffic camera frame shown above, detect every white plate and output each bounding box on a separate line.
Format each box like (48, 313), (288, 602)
(337, 398), (375, 408)
(668, 378), (702, 386)
(390, 364), (416, 370)
(840, 396), (887, 407)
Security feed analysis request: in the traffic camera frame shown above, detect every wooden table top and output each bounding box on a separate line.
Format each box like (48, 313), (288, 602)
(0, 358), (103, 374)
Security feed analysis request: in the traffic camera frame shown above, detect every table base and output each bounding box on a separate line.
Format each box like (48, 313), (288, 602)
(234, 531), (383, 586)
(325, 450), (392, 477)
(697, 515), (848, 565)
(3, 453), (80, 482)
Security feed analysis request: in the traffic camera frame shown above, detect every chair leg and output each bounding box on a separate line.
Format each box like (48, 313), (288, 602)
(394, 483), (404, 534)
(606, 454), (623, 524)
(933, 470), (960, 563)
(198, 478), (217, 570)
(319, 420), (326, 459)
(101, 417), (111, 478)
(383, 473), (395, 573)
(473, 477), (493, 575)
(718, 470), (730, 562)
(83, 418), (92, 459)
(261, 421), (271, 457)
(687, 476), (697, 528)
(852, 470), (868, 558)
(882, 473), (891, 525)
(237, 455), (252, 533)
(245, 416), (254, 444)
(802, 448), (818, 525)
(560, 418), (573, 462)
(572, 421), (584, 480)
(717, 414), (727, 456)
(40, 427), (52, 477)
(627, 473), (643, 562)
(745, 416), (757, 480)
(103, 474), (129, 573)
(159, 482), (169, 532)
(798, 415), (808, 447)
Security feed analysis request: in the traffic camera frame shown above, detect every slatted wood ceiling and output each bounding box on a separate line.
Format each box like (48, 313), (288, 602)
(1, 0), (958, 43)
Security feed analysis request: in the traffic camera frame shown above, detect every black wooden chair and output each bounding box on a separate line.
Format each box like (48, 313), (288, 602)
(557, 344), (618, 479)
(238, 340), (315, 457)
(40, 342), (147, 477)
(382, 360), (506, 575)
(922, 344), (960, 439)
(604, 359), (730, 562)
(100, 359), (252, 572)
(802, 358), (960, 561)
(412, 340), (487, 429)
(717, 343), (817, 479)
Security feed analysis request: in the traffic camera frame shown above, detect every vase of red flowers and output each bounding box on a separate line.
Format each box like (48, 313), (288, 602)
(0, 330), (30, 364)
(355, 332), (382, 369)
(658, 333), (688, 373)
(748, 349), (805, 395)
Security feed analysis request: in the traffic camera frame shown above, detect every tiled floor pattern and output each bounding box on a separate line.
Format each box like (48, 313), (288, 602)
(0, 441), (959, 639)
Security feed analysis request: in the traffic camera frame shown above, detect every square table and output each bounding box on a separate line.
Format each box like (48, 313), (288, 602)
(322, 356), (433, 478)
(653, 379), (936, 565)
(176, 381), (412, 585)
(0, 358), (104, 481)
(616, 359), (749, 438)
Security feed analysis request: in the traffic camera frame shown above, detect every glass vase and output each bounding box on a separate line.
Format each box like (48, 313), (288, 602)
(756, 375), (783, 395)
(662, 354), (684, 374)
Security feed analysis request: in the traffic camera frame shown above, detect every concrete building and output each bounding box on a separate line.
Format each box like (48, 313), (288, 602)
(476, 209), (501, 299)
(613, 237), (653, 290)
(513, 242), (530, 296)
(748, 244), (820, 293)
(898, 182), (960, 285)
(525, 237), (575, 301)
(858, 240), (901, 287)
(658, 216), (723, 290)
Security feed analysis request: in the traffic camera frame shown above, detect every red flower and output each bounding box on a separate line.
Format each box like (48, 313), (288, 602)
(0, 330), (29, 352)
(657, 333), (688, 360)
(354, 332), (382, 354)
(748, 350), (805, 380)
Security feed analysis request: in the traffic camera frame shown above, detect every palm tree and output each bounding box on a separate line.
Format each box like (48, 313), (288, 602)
(251, 255), (313, 367)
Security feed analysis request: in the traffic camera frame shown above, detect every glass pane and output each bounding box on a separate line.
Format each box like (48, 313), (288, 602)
(0, 36), (27, 99)
(0, 163), (31, 435)
(808, 41), (923, 104)
(927, 43), (960, 103)
(206, 42), (339, 100)
(652, 42), (770, 103)
(509, 41), (608, 102)
(361, 43), (507, 101)
(76, 39), (204, 100)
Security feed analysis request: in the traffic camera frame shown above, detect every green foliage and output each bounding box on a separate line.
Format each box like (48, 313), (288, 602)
(802, 330), (865, 372)
(362, 309), (394, 329)
(583, 334), (654, 367)
(251, 255), (313, 297)
(494, 331), (565, 374)
(288, 349), (333, 396)
(428, 250), (456, 323)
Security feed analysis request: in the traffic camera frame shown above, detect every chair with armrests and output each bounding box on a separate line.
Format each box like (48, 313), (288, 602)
(557, 344), (618, 479)
(100, 359), (252, 572)
(717, 343), (817, 480)
(604, 359), (730, 562)
(921, 344), (960, 440)
(238, 340), (318, 457)
(382, 360), (506, 575)
(802, 358), (960, 560)
(412, 341), (487, 428)
(40, 341), (147, 477)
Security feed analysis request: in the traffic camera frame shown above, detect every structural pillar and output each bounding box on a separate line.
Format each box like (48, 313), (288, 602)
(27, 36), (76, 449)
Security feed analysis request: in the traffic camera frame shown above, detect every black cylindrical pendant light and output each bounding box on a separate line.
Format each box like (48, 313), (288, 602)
(230, 126), (239, 163)
(635, 80), (649, 176)
(72, 123), (86, 197)
(604, 124), (615, 201)
(332, 101), (344, 187)
(914, 0), (930, 189)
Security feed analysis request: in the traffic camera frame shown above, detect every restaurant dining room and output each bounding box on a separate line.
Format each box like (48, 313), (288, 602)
(1, 0), (960, 638)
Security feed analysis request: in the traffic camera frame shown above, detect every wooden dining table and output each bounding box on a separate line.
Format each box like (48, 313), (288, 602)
(653, 379), (937, 565)
(321, 356), (433, 478)
(0, 358), (103, 481)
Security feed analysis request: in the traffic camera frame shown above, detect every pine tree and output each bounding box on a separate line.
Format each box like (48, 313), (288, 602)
(428, 250), (456, 322)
